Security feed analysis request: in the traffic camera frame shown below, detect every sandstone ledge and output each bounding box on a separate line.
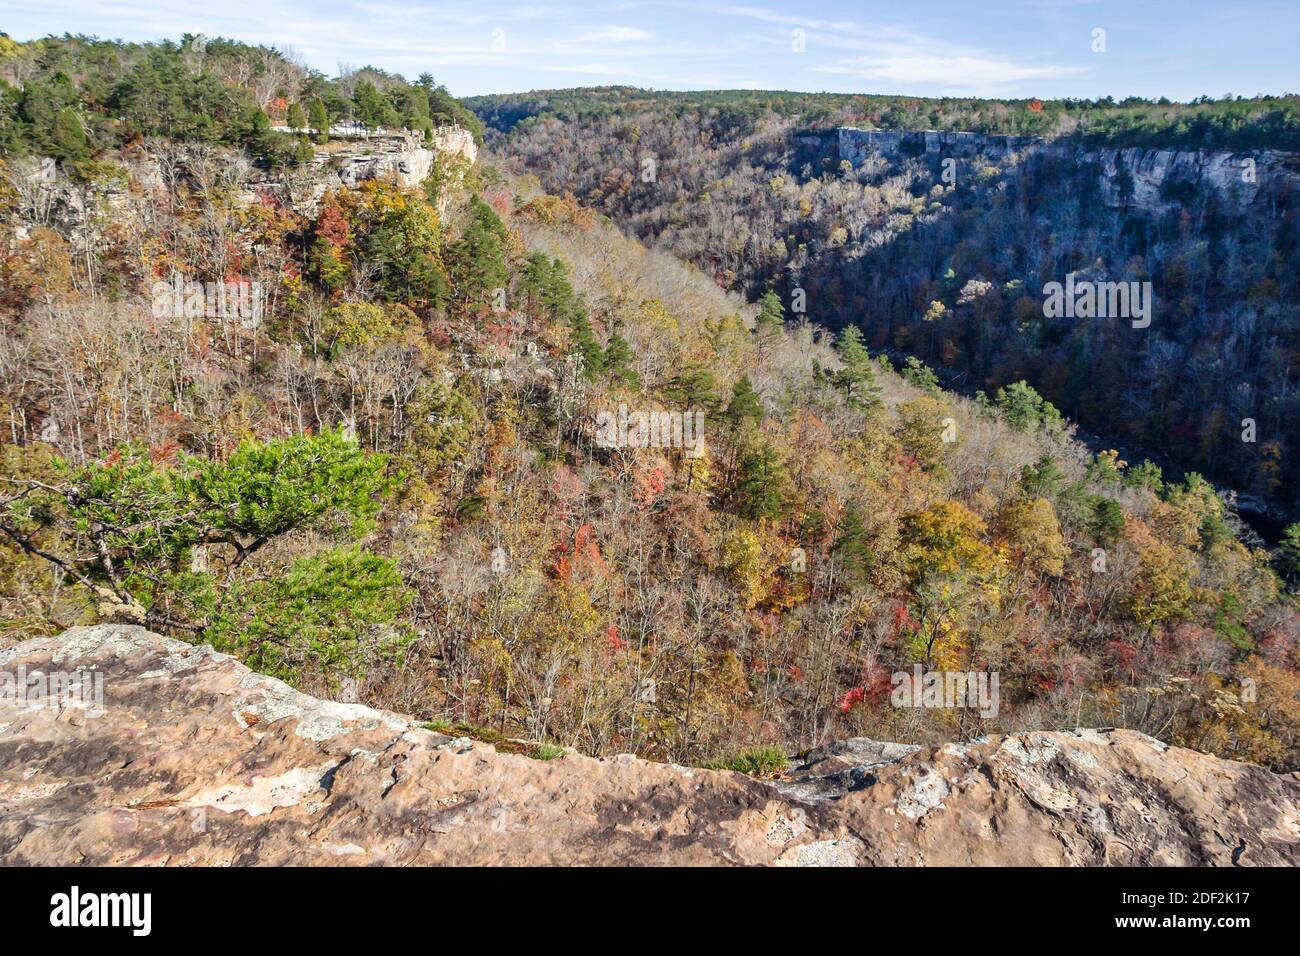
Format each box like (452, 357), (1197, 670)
(1, 626), (1296, 866)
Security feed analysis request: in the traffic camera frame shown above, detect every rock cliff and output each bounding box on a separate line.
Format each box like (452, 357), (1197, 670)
(827, 127), (1300, 212)
(2, 626), (1297, 866)
(7, 124), (477, 242)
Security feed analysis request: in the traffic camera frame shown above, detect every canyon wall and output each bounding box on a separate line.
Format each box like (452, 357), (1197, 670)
(7, 124), (478, 243)
(825, 127), (1300, 211)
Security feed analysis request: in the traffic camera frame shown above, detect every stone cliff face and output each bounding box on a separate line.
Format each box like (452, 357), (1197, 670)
(243, 127), (476, 217)
(828, 127), (1300, 212)
(319, 127), (476, 192)
(9, 125), (477, 242)
(3, 626), (1297, 866)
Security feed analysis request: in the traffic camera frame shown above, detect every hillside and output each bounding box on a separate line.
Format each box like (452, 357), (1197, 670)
(0, 37), (1298, 784)
(470, 88), (1300, 532)
(3, 624), (1297, 866)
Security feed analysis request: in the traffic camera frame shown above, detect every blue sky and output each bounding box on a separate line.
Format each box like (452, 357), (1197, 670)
(5, 0), (1297, 100)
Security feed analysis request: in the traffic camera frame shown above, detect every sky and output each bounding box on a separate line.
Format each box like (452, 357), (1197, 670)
(4, 0), (1297, 100)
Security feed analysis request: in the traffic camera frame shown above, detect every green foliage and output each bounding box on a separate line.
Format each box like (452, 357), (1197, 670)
(754, 290), (784, 333)
(1125, 459), (1164, 493)
(1212, 592), (1253, 652)
(521, 253), (581, 322)
(663, 364), (722, 418)
(703, 745), (787, 777)
(1089, 496), (1127, 544)
(50, 107), (90, 161)
(467, 86), (1300, 152)
(724, 438), (787, 520)
(193, 429), (393, 542)
(0, 431), (394, 650)
(832, 505), (873, 587)
(208, 546), (412, 683)
(405, 376), (479, 479)
(835, 325), (881, 409)
(446, 194), (509, 314)
(724, 375), (763, 430)
(901, 356), (940, 394)
(58, 446), (202, 565)
(353, 79), (398, 129)
(308, 98), (329, 140)
(360, 189), (448, 307)
(0, 36), (483, 169)
(109, 44), (253, 144)
(519, 254), (604, 376)
(568, 311), (605, 379)
(995, 380), (1064, 434)
(1277, 523), (1300, 586)
(5, 47), (1300, 773)
(603, 333), (641, 390)
(1021, 453), (1066, 499)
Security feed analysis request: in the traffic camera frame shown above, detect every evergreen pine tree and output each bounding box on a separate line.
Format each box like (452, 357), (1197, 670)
(727, 439), (786, 520)
(755, 290), (784, 334)
(725, 375), (763, 430)
(51, 107), (89, 161)
(308, 98), (330, 142)
(603, 333), (640, 390)
(835, 325), (881, 409)
(832, 505), (873, 587)
(447, 195), (509, 314)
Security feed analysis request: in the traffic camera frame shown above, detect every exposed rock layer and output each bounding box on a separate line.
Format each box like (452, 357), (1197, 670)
(825, 127), (1300, 212)
(11, 124), (477, 242)
(2, 626), (1297, 866)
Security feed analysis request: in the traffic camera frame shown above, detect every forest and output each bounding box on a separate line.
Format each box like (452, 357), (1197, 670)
(466, 86), (1300, 150)
(0, 33), (482, 165)
(0, 37), (1297, 773)
(468, 87), (1300, 533)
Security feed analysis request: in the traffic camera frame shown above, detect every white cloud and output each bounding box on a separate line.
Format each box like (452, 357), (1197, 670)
(573, 26), (653, 43)
(697, 1), (1090, 95)
(814, 55), (1086, 93)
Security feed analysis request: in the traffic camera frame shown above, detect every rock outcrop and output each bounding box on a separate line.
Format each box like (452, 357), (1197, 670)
(8, 124), (477, 242)
(826, 127), (1300, 212)
(2, 626), (1297, 866)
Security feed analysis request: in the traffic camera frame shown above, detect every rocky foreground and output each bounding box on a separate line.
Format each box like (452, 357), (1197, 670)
(1, 625), (1297, 866)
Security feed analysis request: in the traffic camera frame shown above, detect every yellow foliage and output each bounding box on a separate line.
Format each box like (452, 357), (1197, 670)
(719, 526), (779, 609)
(902, 501), (998, 582)
(999, 497), (1067, 577)
(896, 396), (952, 473)
(1125, 541), (1195, 628)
